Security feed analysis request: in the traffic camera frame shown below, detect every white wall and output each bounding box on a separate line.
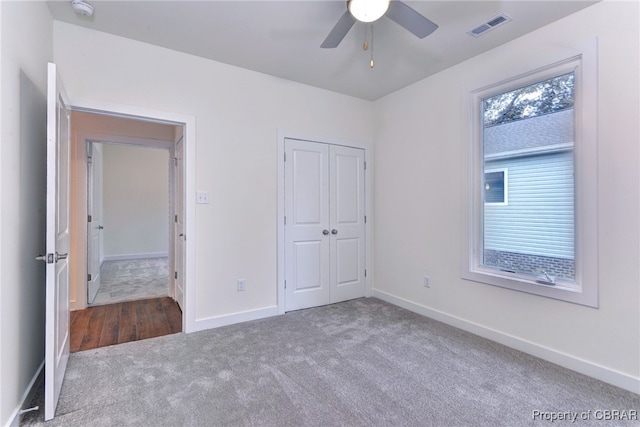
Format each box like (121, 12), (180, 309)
(53, 22), (374, 322)
(372, 1), (639, 391)
(102, 143), (169, 259)
(0, 2), (52, 425)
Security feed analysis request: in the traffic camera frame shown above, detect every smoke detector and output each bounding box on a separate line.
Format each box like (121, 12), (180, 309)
(71, 0), (94, 17)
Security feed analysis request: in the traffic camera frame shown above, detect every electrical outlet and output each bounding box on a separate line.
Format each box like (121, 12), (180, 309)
(237, 279), (246, 291)
(424, 276), (431, 288)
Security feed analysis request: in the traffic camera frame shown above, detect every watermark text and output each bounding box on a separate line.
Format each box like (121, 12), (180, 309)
(532, 409), (637, 423)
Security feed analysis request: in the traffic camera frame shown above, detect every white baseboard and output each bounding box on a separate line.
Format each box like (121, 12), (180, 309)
(102, 252), (168, 262)
(189, 305), (279, 333)
(6, 361), (44, 427)
(372, 289), (640, 395)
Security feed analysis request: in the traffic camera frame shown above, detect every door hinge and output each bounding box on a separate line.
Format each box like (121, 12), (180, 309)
(174, 158), (178, 166)
(365, 269), (367, 278)
(284, 216), (287, 225)
(284, 280), (286, 289)
(284, 152), (287, 162)
(88, 274), (92, 282)
(364, 215), (367, 224)
(175, 215), (178, 223)
(88, 215), (92, 223)
(175, 271), (178, 279)
(364, 161), (367, 170)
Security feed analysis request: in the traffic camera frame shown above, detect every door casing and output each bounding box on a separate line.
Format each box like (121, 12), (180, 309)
(277, 130), (372, 314)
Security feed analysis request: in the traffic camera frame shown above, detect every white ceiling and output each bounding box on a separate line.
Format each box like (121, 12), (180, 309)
(47, 1), (597, 100)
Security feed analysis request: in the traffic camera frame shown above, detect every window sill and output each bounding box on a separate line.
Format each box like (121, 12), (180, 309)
(462, 267), (596, 307)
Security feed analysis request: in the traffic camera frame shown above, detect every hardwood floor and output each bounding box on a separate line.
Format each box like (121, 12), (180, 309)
(70, 297), (182, 352)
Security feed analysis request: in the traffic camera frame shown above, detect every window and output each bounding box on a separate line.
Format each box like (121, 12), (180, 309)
(483, 74), (575, 282)
(462, 45), (598, 307)
(484, 169), (507, 205)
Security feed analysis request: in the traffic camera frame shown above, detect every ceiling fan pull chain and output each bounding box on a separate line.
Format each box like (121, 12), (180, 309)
(369, 23), (375, 68)
(363, 25), (369, 51)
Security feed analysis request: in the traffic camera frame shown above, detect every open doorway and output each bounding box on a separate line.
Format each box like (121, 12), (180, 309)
(87, 142), (170, 306)
(69, 110), (186, 349)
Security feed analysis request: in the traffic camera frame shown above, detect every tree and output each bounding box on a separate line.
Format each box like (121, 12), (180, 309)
(483, 73), (574, 127)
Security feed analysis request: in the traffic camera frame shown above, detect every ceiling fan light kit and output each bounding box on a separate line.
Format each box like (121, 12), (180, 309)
(348, 0), (390, 23)
(321, 0), (439, 69)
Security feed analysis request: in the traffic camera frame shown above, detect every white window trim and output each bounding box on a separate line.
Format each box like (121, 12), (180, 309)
(461, 39), (599, 307)
(484, 167), (508, 206)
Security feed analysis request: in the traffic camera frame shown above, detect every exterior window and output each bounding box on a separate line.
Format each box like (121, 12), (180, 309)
(462, 48), (598, 307)
(483, 74), (575, 282)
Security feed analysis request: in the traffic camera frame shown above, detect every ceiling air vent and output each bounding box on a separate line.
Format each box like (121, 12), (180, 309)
(468, 13), (512, 37)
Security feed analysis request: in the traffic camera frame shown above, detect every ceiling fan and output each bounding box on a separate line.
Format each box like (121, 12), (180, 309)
(321, 0), (438, 49)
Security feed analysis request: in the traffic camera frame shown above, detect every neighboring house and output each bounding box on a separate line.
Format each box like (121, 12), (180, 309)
(483, 109), (575, 279)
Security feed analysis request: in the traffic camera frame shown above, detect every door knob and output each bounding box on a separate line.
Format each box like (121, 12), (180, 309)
(322, 230), (329, 235)
(97, 225), (104, 230)
(331, 229), (338, 235)
(55, 252), (68, 262)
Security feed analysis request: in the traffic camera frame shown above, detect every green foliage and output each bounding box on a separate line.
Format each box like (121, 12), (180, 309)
(484, 73), (574, 127)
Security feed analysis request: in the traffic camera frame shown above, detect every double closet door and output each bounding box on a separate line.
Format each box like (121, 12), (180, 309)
(284, 139), (366, 312)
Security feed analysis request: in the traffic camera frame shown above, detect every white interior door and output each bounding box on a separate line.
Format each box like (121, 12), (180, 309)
(86, 142), (104, 304)
(284, 140), (330, 311)
(284, 139), (365, 311)
(330, 145), (366, 303)
(174, 135), (185, 310)
(44, 62), (71, 421)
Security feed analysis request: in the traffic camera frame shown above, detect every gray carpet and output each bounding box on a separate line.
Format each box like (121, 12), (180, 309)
(22, 298), (639, 426)
(92, 257), (169, 306)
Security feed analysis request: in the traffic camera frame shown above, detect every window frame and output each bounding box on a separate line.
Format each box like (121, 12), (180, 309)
(461, 43), (598, 308)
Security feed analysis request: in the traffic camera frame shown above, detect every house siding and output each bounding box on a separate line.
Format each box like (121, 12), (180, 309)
(484, 151), (575, 260)
(482, 100), (576, 267)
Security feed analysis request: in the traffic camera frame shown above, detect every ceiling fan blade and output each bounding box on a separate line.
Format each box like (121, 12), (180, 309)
(321, 11), (356, 48)
(386, 1), (438, 39)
